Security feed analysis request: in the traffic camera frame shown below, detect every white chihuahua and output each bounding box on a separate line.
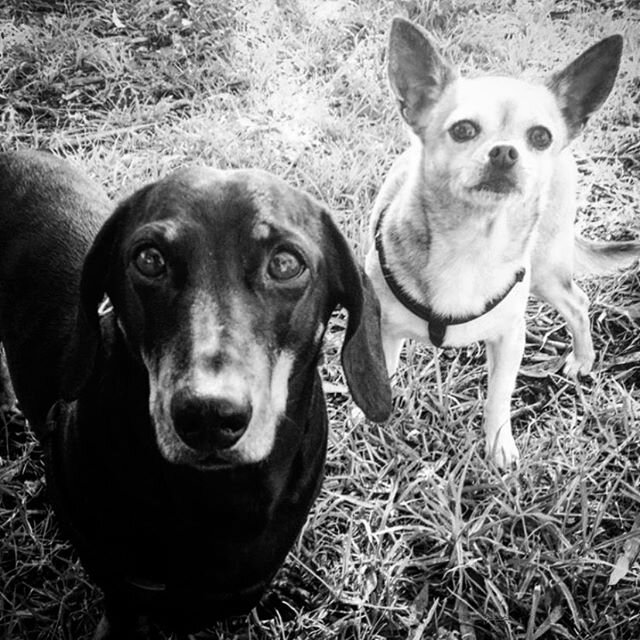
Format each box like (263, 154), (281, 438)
(366, 18), (640, 468)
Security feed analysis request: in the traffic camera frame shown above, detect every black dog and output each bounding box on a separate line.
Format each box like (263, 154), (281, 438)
(0, 152), (392, 638)
(0, 151), (112, 432)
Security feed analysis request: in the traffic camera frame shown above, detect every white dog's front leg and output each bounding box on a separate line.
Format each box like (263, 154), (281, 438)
(483, 318), (525, 468)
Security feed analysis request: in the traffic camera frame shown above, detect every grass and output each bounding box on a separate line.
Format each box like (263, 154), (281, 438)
(1, 0), (639, 638)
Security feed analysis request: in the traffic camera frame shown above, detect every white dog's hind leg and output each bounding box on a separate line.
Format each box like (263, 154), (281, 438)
(533, 277), (595, 377)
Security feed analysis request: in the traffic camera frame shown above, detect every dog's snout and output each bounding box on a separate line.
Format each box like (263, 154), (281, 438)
(489, 145), (518, 169)
(171, 389), (252, 452)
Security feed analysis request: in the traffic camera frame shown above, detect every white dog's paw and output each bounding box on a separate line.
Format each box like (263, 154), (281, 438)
(486, 432), (520, 470)
(563, 350), (594, 378)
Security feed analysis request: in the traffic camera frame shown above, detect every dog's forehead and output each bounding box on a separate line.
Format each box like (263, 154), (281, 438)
(154, 167), (320, 236)
(444, 76), (561, 130)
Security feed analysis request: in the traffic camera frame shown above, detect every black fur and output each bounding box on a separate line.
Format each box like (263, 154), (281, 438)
(0, 154), (391, 638)
(45, 321), (328, 634)
(0, 151), (111, 434)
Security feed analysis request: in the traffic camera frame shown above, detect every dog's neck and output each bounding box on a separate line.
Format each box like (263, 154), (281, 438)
(417, 147), (540, 243)
(380, 149), (539, 318)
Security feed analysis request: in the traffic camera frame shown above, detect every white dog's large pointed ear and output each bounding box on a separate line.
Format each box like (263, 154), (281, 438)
(387, 16), (456, 133)
(547, 35), (623, 142)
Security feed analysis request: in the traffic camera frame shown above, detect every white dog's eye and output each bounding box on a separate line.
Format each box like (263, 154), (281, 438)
(528, 126), (552, 150)
(449, 120), (480, 142)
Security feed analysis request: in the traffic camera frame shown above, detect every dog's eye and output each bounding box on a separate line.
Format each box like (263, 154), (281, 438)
(449, 120), (479, 142)
(267, 249), (305, 281)
(133, 246), (166, 278)
(528, 126), (552, 150)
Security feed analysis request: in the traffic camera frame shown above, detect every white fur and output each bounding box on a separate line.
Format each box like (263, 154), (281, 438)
(369, 22), (626, 468)
(142, 291), (294, 466)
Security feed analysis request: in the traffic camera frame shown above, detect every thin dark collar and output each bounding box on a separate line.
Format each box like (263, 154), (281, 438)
(374, 205), (525, 347)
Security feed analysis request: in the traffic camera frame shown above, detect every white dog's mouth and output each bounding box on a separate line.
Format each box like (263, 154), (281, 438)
(472, 175), (519, 195)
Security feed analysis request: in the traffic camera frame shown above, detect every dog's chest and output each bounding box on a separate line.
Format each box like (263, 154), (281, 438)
(384, 210), (530, 312)
(366, 239), (531, 347)
(427, 234), (525, 314)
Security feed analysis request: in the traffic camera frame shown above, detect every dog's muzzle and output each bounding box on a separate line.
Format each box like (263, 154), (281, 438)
(170, 389), (252, 453)
(473, 174), (518, 194)
(473, 144), (520, 195)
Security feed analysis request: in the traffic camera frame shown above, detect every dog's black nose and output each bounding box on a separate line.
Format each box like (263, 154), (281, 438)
(170, 390), (252, 452)
(489, 145), (518, 169)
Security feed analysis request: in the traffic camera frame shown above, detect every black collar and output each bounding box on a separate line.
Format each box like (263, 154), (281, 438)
(374, 206), (525, 347)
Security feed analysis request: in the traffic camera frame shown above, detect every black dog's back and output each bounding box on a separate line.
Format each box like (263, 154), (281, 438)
(0, 151), (111, 434)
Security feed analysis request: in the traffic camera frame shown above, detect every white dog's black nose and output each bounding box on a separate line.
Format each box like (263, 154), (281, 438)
(171, 390), (252, 451)
(489, 145), (518, 169)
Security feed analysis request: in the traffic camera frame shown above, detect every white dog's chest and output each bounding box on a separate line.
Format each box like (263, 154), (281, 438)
(365, 248), (531, 347)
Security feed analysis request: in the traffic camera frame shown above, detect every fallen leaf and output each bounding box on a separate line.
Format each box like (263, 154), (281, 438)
(520, 354), (568, 378)
(362, 566), (377, 600)
(609, 514), (640, 586)
(603, 351), (640, 369)
(609, 303), (640, 320)
(609, 555), (630, 587)
(111, 8), (125, 29)
(412, 580), (430, 616)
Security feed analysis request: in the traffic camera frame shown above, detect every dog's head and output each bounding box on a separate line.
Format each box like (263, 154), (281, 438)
(387, 17), (622, 209)
(62, 168), (391, 469)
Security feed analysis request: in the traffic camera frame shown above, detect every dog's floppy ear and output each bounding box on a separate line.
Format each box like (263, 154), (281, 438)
(321, 211), (392, 423)
(60, 205), (126, 400)
(547, 35), (622, 141)
(387, 16), (455, 133)
(61, 187), (151, 400)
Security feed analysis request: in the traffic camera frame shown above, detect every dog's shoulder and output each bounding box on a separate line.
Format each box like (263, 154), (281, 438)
(1, 149), (92, 189)
(0, 150), (111, 229)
